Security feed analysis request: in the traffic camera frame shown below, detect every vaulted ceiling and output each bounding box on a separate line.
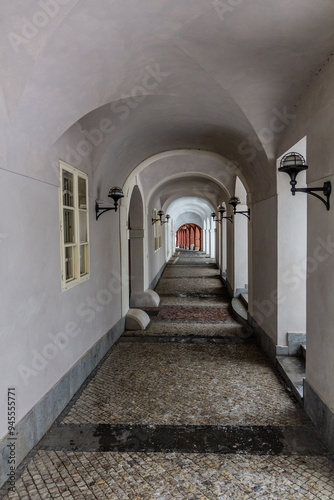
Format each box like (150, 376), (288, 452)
(1, 0), (334, 203)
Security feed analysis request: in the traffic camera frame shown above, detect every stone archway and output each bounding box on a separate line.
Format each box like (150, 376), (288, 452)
(127, 185), (160, 311)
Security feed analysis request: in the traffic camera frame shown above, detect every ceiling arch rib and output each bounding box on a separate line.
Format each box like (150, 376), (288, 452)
(121, 150), (249, 210)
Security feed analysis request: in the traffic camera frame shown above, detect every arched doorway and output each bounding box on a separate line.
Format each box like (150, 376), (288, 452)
(128, 186), (145, 302)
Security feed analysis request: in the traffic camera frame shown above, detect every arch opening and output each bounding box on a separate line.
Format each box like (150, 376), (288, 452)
(176, 223), (203, 251)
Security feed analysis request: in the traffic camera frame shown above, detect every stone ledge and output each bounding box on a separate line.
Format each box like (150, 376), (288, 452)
(276, 356), (305, 403)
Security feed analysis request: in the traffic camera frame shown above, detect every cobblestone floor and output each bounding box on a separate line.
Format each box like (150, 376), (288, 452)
(155, 277), (227, 296)
(147, 306), (233, 322)
(122, 321), (244, 337)
(60, 342), (310, 427)
(5, 451), (334, 499)
(2, 250), (334, 499)
(160, 296), (229, 307)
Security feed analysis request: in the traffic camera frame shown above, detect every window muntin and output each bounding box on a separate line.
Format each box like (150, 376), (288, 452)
(60, 162), (89, 290)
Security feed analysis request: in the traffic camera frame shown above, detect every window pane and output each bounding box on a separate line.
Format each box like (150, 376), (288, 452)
(78, 177), (87, 209)
(62, 170), (74, 207)
(64, 209), (75, 244)
(79, 211), (88, 243)
(65, 247), (74, 281)
(80, 244), (88, 276)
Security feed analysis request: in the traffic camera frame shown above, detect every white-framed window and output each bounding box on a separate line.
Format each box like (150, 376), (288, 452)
(59, 161), (90, 291)
(153, 209), (162, 251)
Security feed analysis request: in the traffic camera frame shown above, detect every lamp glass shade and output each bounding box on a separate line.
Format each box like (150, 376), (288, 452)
(108, 187), (124, 202)
(157, 210), (164, 217)
(165, 214), (170, 220)
(218, 205), (226, 214)
(280, 152), (305, 168)
(229, 196), (240, 208)
(278, 152), (308, 178)
(211, 212), (216, 218)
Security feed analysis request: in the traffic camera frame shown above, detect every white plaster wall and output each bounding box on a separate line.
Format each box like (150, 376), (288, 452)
(147, 197), (166, 287)
(234, 213), (248, 292)
(222, 218), (227, 274)
(277, 139), (307, 346)
(210, 226), (216, 259)
(0, 129), (123, 442)
(249, 196), (278, 341)
(226, 214), (234, 293)
(278, 56), (334, 412)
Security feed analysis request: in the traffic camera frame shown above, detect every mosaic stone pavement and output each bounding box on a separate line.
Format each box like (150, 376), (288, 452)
(2, 250), (334, 499)
(4, 452), (334, 499)
(147, 306), (233, 323)
(123, 321), (244, 337)
(60, 343), (311, 427)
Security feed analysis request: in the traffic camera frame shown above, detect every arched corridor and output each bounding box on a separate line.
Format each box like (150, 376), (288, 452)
(2, 1), (334, 497)
(2, 251), (332, 498)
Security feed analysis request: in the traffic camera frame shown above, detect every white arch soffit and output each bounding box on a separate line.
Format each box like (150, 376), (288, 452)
(175, 219), (204, 231)
(122, 149), (251, 202)
(166, 197), (215, 220)
(128, 178), (145, 209)
(121, 175), (145, 212)
(235, 176), (248, 205)
(171, 206), (210, 221)
(161, 193), (217, 216)
(146, 172), (231, 208)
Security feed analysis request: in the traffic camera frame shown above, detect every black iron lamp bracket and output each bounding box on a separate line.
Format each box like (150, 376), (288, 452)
(233, 209), (250, 220)
(213, 215), (233, 224)
(228, 197), (250, 220)
(95, 201), (118, 221)
(152, 211), (170, 225)
(212, 208), (233, 224)
(224, 216), (234, 223)
(95, 186), (124, 220)
(293, 182), (331, 211)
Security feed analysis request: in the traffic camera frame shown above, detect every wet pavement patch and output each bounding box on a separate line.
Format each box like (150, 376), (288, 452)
(39, 424), (330, 456)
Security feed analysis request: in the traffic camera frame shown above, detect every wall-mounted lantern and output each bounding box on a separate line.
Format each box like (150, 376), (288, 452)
(228, 197), (250, 219)
(152, 211), (170, 225)
(95, 187), (124, 220)
(211, 205), (233, 223)
(278, 152), (331, 211)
